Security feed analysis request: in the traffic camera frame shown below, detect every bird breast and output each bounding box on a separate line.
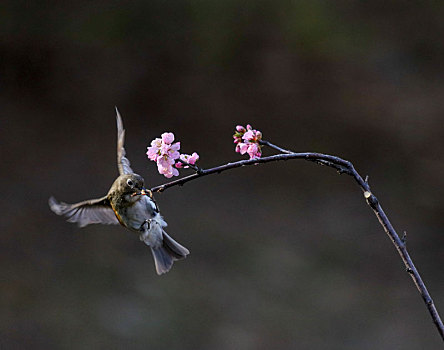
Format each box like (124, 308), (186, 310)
(121, 195), (158, 231)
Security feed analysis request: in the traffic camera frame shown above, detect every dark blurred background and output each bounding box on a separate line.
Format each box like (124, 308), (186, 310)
(2, 1), (444, 349)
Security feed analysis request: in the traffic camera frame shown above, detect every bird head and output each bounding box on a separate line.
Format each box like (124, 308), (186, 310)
(110, 174), (151, 201)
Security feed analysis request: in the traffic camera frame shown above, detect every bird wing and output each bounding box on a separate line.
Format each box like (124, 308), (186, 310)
(115, 107), (134, 175)
(49, 196), (119, 227)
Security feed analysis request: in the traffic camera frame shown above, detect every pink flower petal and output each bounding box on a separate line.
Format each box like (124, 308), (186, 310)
(157, 162), (167, 174)
(146, 146), (159, 161)
(161, 132), (175, 144)
(239, 143), (248, 155)
(170, 142), (180, 152)
(236, 125), (246, 133)
(151, 138), (162, 147)
(158, 156), (173, 168)
(242, 130), (255, 141)
(247, 143), (261, 159)
(189, 152), (199, 164)
(169, 150), (180, 160)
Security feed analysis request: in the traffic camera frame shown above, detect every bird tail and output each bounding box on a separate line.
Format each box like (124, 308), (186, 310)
(150, 231), (190, 275)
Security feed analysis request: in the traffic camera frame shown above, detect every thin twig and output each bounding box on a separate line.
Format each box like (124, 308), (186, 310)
(150, 140), (444, 341)
(177, 159), (203, 174)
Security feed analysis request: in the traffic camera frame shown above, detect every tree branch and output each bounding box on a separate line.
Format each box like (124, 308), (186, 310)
(150, 140), (444, 341)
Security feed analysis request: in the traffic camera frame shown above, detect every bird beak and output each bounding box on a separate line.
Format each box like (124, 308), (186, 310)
(131, 188), (152, 197)
(140, 188), (152, 197)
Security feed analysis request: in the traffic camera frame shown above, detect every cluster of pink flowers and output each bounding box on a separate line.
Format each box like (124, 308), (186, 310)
(147, 132), (199, 178)
(233, 124), (263, 159)
(148, 124), (262, 177)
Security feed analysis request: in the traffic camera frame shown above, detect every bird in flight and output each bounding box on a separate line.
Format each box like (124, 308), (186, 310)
(49, 108), (189, 275)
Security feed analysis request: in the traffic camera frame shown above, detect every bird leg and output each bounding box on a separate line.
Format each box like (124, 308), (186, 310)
(139, 219), (152, 241)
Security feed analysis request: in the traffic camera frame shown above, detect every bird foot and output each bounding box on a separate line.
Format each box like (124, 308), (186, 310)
(139, 219), (152, 241)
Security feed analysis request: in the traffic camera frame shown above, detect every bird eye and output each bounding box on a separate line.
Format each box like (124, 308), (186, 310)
(127, 179), (134, 187)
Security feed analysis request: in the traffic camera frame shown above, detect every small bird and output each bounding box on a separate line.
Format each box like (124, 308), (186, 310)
(49, 108), (189, 275)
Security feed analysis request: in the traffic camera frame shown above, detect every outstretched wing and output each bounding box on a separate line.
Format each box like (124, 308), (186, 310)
(115, 107), (134, 175)
(49, 196), (120, 227)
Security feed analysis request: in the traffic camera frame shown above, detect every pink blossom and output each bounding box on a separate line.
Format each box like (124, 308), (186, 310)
(176, 152), (199, 168)
(161, 132), (175, 144)
(157, 161), (179, 178)
(246, 142), (261, 159)
(147, 138), (162, 161)
(187, 152), (199, 165)
(157, 154), (178, 177)
(160, 141), (180, 160)
(148, 132), (200, 177)
(158, 155), (175, 168)
(236, 125), (246, 133)
(147, 132), (181, 178)
(233, 124), (263, 159)
(243, 130), (255, 142)
(237, 142), (249, 155)
(242, 129), (262, 143)
(147, 133), (180, 159)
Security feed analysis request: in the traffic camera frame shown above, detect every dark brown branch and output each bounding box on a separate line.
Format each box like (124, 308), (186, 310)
(150, 140), (444, 341)
(151, 152), (352, 192)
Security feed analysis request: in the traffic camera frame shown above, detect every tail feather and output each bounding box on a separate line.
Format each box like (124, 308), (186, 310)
(150, 232), (189, 275)
(162, 231), (190, 259)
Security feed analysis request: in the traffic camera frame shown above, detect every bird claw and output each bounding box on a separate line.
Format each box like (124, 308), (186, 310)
(139, 219), (152, 241)
(143, 219), (152, 229)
